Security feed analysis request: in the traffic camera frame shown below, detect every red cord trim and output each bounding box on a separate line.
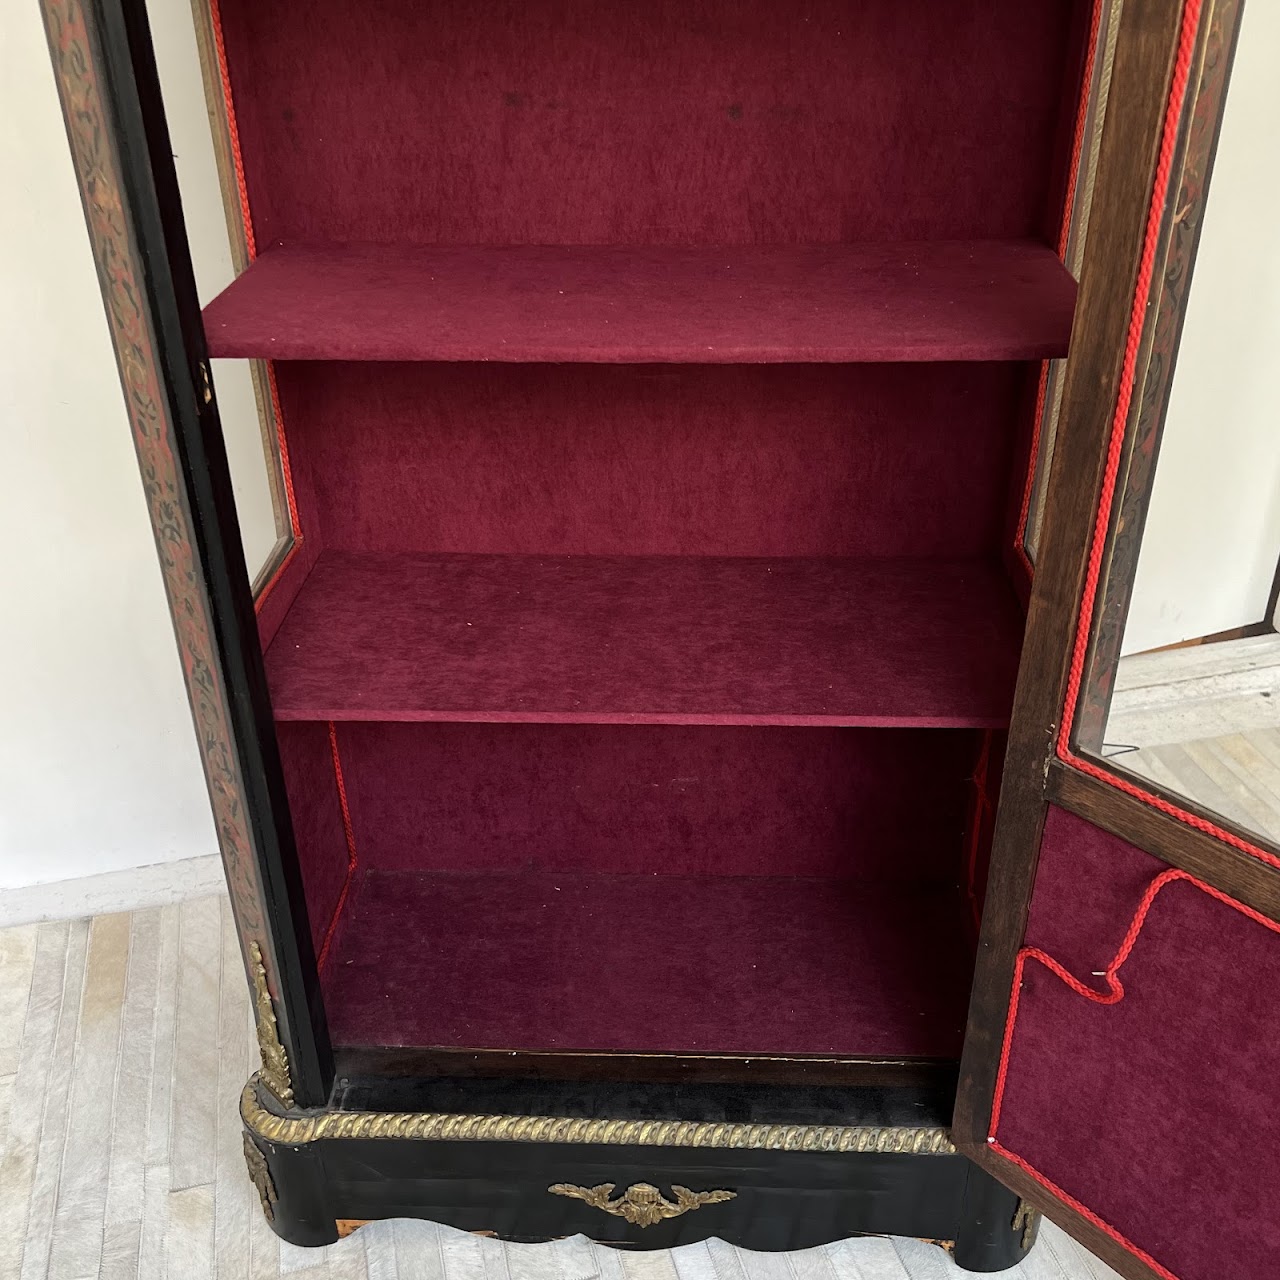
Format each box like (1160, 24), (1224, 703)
(208, 0), (304, 612)
(1059, 0), (1199, 760)
(988, 865), (1280, 1280)
(252, 541), (299, 614)
(264, 362), (301, 536)
(989, 1141), (1179, 1280)
(1051, 0), (1280, 873)
(206, 0), (255, 261)
(1013, 0), (1105, 569)
(317, 722), (360, 973)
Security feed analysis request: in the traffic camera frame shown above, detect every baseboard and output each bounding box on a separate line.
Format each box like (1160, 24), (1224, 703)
(0, 853), (225, 927)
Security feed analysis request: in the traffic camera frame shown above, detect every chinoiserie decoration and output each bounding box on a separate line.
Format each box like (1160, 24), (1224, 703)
(548, 1182), (736, 1227)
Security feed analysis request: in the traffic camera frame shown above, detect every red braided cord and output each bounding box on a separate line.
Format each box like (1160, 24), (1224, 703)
(1058, 0), (1200, 760)
(988, 1140), (1179, 1280)
(265, 362), (302, 538)
(251, 542), (299, 613)
(1013, 0), (1106, 567)
(207, 0), (304, 590)
(1057, 0), (1107, 260)
(206, 0), (255, 261)
(317, 722), (360, 973)
(1049, 0), (1280, 872)
(989, 863), (1280, 1279)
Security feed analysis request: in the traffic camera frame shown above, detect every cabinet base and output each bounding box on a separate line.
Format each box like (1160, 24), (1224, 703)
(241, 1077), (1037, 1271)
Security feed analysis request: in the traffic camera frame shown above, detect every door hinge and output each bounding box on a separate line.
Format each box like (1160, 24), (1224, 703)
(199, 360), (212, 405)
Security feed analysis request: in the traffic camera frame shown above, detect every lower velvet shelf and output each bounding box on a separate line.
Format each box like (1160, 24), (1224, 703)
(320, 869), (975, 1061)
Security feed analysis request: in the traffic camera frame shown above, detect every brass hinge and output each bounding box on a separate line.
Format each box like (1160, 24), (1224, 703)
(199, 360), (212, 405)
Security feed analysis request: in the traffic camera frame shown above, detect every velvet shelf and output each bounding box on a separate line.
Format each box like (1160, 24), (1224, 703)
(202, 241), (1076, 364)
(264, 551), (1023, 726)
(322, 869), (974, 1058)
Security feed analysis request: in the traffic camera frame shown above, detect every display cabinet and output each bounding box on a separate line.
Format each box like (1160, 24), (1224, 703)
(42, 0), (1278, 1275)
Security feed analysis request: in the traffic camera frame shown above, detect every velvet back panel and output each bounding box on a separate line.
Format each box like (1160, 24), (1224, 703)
(214, 0), (1078, 248)
(329, 723), (977, 881)
(993, 806), (1280, 1280)
(274, 361), (1024, 559)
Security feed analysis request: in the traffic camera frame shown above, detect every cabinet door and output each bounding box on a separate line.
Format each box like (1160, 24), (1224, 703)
(955, 3), (1280, 1280)
(39, 0), (332, 1105)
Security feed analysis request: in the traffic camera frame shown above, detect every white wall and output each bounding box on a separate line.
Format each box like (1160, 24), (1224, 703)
(1122, 0), (1280, 654)
(0, 0), (272, 892)
(146, 0), (278, 573)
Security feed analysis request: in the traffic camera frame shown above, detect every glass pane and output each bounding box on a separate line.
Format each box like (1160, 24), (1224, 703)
(147, 0), (292, 585)
(1075, 0), (1280, 848)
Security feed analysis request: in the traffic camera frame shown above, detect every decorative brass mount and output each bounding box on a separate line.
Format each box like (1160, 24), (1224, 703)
(242, 1133), (277, 1223)
(1012, 1199), (1041, 1249)
(548, 1181), (735, 1227)
(250, 942), (294, 1107)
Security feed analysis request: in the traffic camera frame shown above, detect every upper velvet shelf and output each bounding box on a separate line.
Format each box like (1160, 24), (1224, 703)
(202, 241), (1076, 364)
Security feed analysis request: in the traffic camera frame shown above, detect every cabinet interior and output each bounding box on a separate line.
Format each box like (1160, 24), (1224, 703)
(204, 0), (1091, 1072)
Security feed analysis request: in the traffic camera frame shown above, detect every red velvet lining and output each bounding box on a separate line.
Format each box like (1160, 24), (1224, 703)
(205, 0), (1099, 1067)
(275, 721), (350, 959)
(264, 551), (1022, 727)
(203, 242), (1077, 364)
(990, 805), (1280, 1280)
(324, 869), (974, 1056)
(209, 0), (1079, 248)
(319, 723), (976, 881)
(272, 361), (1024, 560)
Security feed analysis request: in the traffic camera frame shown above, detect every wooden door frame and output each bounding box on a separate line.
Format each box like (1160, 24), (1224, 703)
(954, 2), (1272, 1278)
(38, 0), (334, 1106)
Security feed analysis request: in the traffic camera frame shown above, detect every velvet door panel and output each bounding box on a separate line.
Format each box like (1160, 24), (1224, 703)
(323, 722), (978, 881)
(991, 806), (1280, 1280)
(211, 0), (1081, 247)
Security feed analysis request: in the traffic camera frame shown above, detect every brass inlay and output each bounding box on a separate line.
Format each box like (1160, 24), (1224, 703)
(549, 1181), (735, 1227)
(240, 1076), (956, 1153)
(243, 1133), (277, 1223)
(250, 944), (294, 1108)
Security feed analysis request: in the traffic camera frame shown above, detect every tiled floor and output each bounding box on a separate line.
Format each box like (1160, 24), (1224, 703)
(0, 896), (1118, 1280)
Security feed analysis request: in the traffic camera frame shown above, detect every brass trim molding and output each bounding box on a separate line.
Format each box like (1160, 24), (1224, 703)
(549, 1182), (735, 1227)
(240, 1077), (955, 1154)
(250, 944), (294, 1107)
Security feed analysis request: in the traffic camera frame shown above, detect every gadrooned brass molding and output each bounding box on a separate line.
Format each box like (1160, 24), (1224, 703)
(249, 943), (294, 1108)
(240, 1076), (956, 1153)
(548, 1182), (735, 1227)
